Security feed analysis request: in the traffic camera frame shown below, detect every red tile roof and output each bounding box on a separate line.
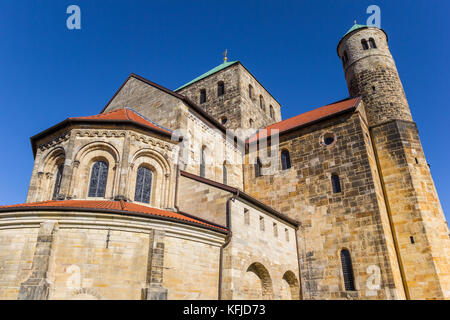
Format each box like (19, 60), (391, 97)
(0, 200), (227, 232)
(69, 108), (173, 135)
(248, 97), (360, 143)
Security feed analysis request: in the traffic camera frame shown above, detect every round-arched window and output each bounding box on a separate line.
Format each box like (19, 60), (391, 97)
(134, 166), (153, 204)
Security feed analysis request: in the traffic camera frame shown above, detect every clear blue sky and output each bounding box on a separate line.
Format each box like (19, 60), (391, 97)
(0, 1), (448, 221)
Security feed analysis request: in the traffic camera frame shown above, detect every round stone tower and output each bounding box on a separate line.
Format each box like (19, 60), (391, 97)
(337, 24), (413, 127)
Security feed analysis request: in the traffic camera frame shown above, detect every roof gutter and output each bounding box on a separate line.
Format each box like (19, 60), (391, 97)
(0, 205), (227, 234)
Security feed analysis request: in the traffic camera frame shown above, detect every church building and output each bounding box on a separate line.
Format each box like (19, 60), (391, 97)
(0, 24), (448, 300)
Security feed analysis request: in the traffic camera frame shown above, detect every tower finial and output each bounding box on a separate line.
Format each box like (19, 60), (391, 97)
(223, 49), (228, 62)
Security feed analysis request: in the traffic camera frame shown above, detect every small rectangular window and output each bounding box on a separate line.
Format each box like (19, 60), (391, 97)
(285, 228), (289, 242)
(259, 216), (265, 232)
(410, 236), (415, 244)
(244, 209), (250, 225)
(273, 223), (278, 237)
(200, 89), (206, 104)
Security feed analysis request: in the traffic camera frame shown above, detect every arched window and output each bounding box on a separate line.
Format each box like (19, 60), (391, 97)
(342, 51), (349, 65)
(249, 118), (254, 127)
(52, 164), (64, 200)
(281, 150), (291, 170)
(369, 38), (377, 49)
(331, 174), (341, 193)
(259, 95), (265, 110)
(88, 161), (108, 198)
(134, 166), (153, 204)
(217, 81), (225, 96)
(249, 85), (253, 99)
(361, 39), (369, 50)
(340, 249), (356, 291)
(223, 161), (228, 185)
(255, 158), (262, 178)
(200, 147), (206, 178)
(269, 105), (274, 119)
(200, 89), (206, 104)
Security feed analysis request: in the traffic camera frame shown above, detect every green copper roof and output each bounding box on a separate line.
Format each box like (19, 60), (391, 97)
(343, 23), (367, 38)
(175, 60), (239, 91)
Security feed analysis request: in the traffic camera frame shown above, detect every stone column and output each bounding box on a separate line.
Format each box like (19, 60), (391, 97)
(142, 230), (168, 300)
(18, 221), (58, 300)
(115, 132), (131, 200)
(59, 132), (76, 199)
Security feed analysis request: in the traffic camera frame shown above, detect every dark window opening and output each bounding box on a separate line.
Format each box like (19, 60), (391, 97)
(372, 86), (376, 92)
(88, 161), (108, 198)
(249, 85), (253, 99)
(331, 174), (341, 193)
(217, 81), (225, 96)
(410, 236), (415, 244)
(324, 135), (335, 145)
(342, 51), (349, 65)
(369, 38), (377, 49)
(200, 89), (206, 104)
(415, 158), (419, 164)
(134, 166), (153, 204)
(361, 39), (369, 50)
(270, 105), (274, 119)
(255, 158), (262, 178)
(52, 164), (64, 200)
(340, 249), (356, 291)
(281, 150), (291, 170)
(221, 117), (228, 125)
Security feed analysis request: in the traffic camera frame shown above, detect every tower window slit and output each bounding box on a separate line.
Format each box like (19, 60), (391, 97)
(331, 174), (342, 193)
(200, 89), (206, 104)
(340, 249), (356, 291)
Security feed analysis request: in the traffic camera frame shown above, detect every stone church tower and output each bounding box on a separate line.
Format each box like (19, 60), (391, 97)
(338, 24), (450, 299)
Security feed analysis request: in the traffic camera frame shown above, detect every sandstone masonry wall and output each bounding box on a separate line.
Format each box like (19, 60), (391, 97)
(244, 111), (405, 299)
